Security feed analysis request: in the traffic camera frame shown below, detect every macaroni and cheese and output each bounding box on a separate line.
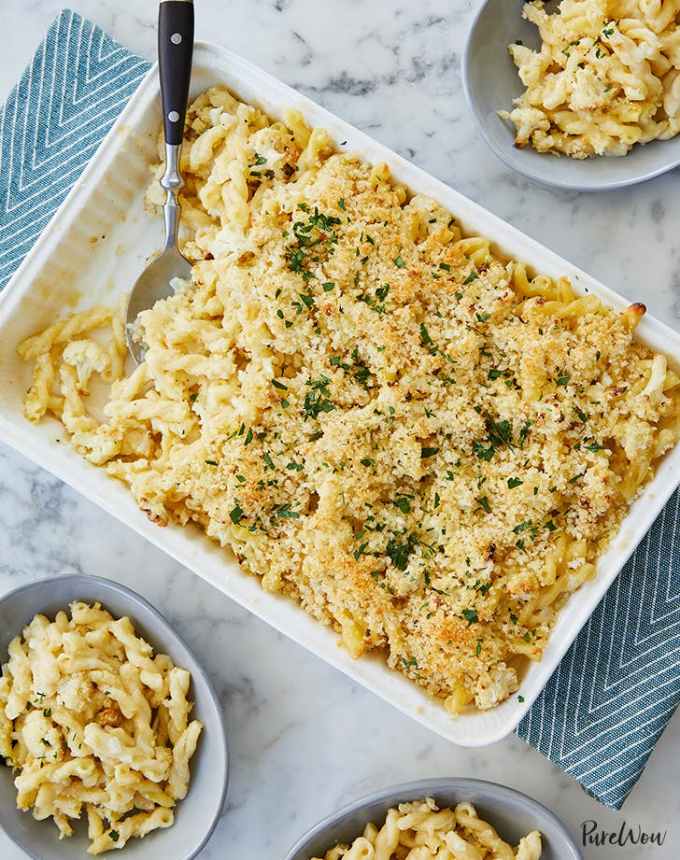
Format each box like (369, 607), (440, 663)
(311, 797), (542, 860)
(18, 86), (680, 713)
(0, 603), (202, 854)
(500, 0), (680, 158)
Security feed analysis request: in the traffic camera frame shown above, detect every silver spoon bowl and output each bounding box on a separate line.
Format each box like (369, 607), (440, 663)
(126, 143), (192, 363)
(126, 0), (194, 363)
(462, 0), (680, 191)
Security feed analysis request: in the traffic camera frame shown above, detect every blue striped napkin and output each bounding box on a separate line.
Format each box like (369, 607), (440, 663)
(2, 8), (679, 810)
(0, 8), (150, 289)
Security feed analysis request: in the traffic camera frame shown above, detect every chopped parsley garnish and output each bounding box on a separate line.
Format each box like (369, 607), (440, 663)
(439, 262), (451, 271)
(394, 496), (412, 514)
(204, 459), (218, 466)
(286, 207), (341, 279)
(43, 708), (52, 718)
(421, 447), (439, 458)
(354, 363), (371, 387)
(360, 457), (375, 467)
(519, 420), (532, 447)
(375, 284), (390, 302)
(230, 505), (244, 525)
(545, 520), (557, 531)
(420, 323), (433, 346)
(487, 417), (513, 448)
(394, 255), (406, 268)
(245, 428), (254, 445)
(586, 441), (604, 452)
(507, 477), (523, 489)
(252, 153), (267, 166)
(354, 542), (368, 560)
(475, 640), (482, 656)
(556, 372), (570, 386)
(109, 831), (119, 843)
(518, 695), (525, 703)
(513, 520), (532, 534)
(464, 270), (478, 285)
(303, 376), (335, 419)
(322, 281), (335, 292)
(272, 379), (288, 390)
(488, 368), (504, 380)
(477, 496), (491, 513)
(386, 535), (417, 571)
(473, 441), (495, 462)
(575, 406), (588, 423)
(476, 311), (491, 323)
(434, 492), (440, 508)
(263, 452), (275, 469)
(338, 198), (346, 210)
(462, 608), (478, 625)
(273, 503), (300, 519)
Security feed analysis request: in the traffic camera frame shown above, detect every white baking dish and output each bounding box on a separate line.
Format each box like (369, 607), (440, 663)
(1, 42), (679, 747)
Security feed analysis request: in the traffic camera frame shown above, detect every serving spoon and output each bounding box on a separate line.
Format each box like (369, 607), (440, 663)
(126, 0), (195, 363)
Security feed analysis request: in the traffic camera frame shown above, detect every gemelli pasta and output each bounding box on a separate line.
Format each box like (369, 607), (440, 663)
(17, 86), (680, 713)
(311, 797), (542, 860)
(500, 0), (680, 158)
(0, 603), (202, 854)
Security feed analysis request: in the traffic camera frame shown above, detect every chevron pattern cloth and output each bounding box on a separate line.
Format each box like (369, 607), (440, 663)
(518, 488), (680, 808)
(0, 8), (150, 289)
(2, 8), (679, 811)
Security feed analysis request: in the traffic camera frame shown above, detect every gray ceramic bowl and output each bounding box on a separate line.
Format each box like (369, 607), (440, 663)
(463, 0), (680, 191)
(285, 778), (582, 860)
(0, 575), (228, 860)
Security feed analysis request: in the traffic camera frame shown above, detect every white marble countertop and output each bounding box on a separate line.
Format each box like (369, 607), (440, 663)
(1, 1), (679, 858)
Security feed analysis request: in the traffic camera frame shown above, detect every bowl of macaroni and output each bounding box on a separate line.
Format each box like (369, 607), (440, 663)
(463, 0), (680, 190)
(284, 778), (581, 860)
(0, 575), (228, 859)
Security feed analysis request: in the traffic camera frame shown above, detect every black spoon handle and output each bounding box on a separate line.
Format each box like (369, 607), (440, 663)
(158, 0), (195, 146)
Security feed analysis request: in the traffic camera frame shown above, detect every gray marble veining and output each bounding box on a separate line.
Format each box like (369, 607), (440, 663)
(1, 1), (679, 858)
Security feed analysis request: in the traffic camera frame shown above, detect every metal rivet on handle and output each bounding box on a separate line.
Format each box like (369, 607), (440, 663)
(168, 111), (180, 123)
(171, 33), (182, 45)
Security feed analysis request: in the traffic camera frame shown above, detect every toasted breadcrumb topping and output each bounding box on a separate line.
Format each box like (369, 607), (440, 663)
(19, 86), (680, 712)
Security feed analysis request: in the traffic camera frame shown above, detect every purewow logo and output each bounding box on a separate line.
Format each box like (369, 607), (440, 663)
(582, 820), (668, 849)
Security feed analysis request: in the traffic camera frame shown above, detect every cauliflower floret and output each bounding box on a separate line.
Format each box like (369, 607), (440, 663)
(639, 354), (667, 400)
(499, 107), (550, 147)
(475, 664), (520, 710)
(518, 832), (543, 860)
(62, 339), (110, 391)
(569, 67), (610, 110)
(21, 710), (62, 760)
